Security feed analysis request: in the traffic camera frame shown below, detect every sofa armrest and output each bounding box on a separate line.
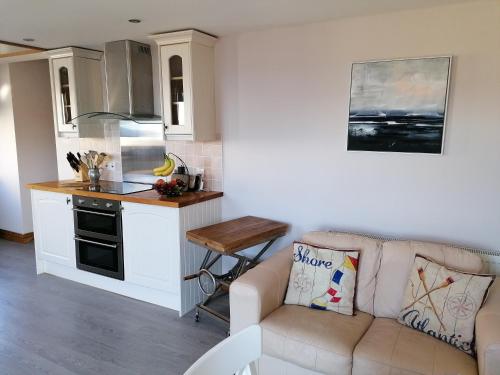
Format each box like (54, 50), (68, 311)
(230, 246), (292, 334)
(476, 279), (500, 375)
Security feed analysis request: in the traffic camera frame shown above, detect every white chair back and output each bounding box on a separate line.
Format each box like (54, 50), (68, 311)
(184, 325), (262, 375)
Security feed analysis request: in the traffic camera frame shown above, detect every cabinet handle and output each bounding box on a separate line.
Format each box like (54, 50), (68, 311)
(74, 237), (117, 248)
(66, 197), (71, 205)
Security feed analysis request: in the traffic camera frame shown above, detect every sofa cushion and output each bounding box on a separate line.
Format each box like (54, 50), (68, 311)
(260, 304), (373, 375)
(352, 318), (478, 375)
(374, 240), (483, 318)
(302, 231), (383, 315)
(284, 242), (359, 315)
(398, 255), (494, 355)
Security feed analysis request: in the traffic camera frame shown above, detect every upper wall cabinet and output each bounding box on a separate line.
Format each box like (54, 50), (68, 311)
(150, 30), (217, 141)
(48, 48), (103, 136)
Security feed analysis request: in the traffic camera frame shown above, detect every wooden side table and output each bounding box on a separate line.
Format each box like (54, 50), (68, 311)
(185, 216), (288, 324)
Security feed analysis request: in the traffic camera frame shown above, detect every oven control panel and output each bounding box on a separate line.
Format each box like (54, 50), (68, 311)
(72, 195), (121, 212)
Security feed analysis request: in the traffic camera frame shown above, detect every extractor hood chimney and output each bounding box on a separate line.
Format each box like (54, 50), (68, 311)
(72, 39), (162, 139)
(104, 40), (157, 118)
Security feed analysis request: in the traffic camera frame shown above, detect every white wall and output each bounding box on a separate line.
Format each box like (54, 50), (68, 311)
(216, 1), (500, 255)
(10, 60), (58, 233)
(0, 60), (57, 234)
(0, 64), (24, 233)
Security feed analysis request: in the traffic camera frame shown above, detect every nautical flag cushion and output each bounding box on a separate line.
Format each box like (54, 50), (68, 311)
(398, 255), (495, 355)
(284, 241), (359, 316)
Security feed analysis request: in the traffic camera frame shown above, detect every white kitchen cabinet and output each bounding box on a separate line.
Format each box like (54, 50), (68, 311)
(48, 47), (103, 135)
(31, 190), (75, 270)
(150, 30), (217, 141)
(122, 199), (222, 313)
(121, 202), (180, 294)
(29, 187), (221, 315)
(121, 199), (221, 314)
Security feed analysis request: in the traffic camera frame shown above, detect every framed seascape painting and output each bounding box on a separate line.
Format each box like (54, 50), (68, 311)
(347, 56), (452, 154)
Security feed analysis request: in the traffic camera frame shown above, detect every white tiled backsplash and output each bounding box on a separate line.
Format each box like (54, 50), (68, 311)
(59, 129), (223, 191)
(165, 140), (223, 192)
(78, 122), (122, 181)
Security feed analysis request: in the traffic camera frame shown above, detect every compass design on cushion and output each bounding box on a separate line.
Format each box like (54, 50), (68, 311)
(446, 293), (477, 320)
(293, 272), (312, 292)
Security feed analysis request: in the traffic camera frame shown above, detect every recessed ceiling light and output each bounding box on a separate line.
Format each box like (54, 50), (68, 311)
(128, 19), (141, 24)
(22, 38), (35, 42)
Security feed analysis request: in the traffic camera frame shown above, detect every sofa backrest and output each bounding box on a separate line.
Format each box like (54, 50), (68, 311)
(301, 231), (383, 315)
(373, 240), (484, 318)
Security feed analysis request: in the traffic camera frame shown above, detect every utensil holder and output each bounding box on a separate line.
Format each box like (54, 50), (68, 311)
(89, 167), (101, 186)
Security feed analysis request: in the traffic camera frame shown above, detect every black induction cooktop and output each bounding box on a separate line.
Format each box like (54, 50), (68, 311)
(77, 181), (153, 195)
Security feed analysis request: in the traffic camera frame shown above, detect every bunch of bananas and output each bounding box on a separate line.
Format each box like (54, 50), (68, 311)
(153, 156), (176, 176)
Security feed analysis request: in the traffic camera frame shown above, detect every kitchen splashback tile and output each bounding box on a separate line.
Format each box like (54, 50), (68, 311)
(166, 140), (223, 191)
(56, 130), (223, 189)
(78, 128), (121, 181)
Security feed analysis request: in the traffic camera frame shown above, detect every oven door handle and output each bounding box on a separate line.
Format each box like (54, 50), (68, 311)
(73, 208), (116, 217)
(74, 237), (118, 248)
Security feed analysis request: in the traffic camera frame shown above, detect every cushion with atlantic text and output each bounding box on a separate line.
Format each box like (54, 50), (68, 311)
(398, 255), (494, 355)
(284, 241), (359, 316)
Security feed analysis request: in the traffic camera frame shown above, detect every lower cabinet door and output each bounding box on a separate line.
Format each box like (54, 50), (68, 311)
(121, 202), (180, 293)
(31, 190), (75, 267)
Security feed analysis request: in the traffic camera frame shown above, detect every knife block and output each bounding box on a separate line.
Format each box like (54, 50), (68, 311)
(74, 164), (89, 182)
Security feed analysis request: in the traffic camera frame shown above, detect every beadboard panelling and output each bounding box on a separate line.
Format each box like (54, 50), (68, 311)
(179, 198), (222, 315)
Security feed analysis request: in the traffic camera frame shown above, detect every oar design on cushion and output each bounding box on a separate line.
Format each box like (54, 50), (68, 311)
(404, 267), (455, 331)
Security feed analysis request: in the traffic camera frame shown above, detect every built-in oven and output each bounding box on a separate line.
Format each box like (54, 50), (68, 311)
(73, 195), (124, 280)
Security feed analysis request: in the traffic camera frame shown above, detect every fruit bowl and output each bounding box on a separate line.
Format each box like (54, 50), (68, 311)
(154, 179), (186, 197)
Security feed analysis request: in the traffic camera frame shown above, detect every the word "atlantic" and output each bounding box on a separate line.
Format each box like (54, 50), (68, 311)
(401, 309), (472, 353)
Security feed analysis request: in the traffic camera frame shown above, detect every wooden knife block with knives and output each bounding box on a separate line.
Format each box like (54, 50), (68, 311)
(74, 164), (89, 182)
(67, 152), (89, 182)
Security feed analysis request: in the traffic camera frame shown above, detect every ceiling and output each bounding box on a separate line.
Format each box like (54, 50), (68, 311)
(0, 0), (481, 50)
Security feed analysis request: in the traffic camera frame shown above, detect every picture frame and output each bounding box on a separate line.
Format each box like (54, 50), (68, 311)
(347, 56), (452, 155)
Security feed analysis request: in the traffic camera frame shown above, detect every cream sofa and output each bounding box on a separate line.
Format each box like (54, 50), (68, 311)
(230, 231), (500, 375)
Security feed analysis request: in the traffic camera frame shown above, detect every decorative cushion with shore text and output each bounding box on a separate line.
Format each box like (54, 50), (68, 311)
(398, 255), (494, 355)
(284, 241), (359, 316)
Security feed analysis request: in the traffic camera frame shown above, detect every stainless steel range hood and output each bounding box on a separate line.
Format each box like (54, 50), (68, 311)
(104, 40), (158, 119)
(107, 41), (164, 183)
(73, 40), (161, 126)
(74, 40), (165, 184)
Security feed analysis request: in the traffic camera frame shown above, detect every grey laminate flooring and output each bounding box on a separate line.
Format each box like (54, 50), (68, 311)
(0, 239), (226, 375)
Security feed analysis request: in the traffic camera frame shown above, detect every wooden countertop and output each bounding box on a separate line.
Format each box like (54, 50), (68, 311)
(26, 181), (223, 208)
